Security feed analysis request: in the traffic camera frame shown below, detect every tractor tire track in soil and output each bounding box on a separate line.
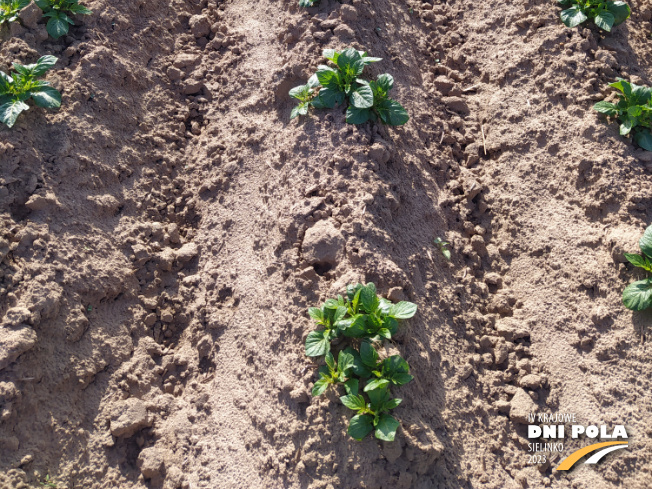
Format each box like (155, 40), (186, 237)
(0, 0), (651, 488)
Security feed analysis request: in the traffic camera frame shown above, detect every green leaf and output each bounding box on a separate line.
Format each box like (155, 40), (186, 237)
(34, 0), (49, 10)
(350, 82), (374, 109)
(32, 55), (58, 77)
(305, 330), (330, 357)
(364, 378), (390, 392)
(325, 351), (335, 371)
(68, 3), (92, 14)
(620, 117), (634, 136)
(338, 351), (355, 373)
(593, 101), (618, 116)
(359, 52), (382, 65)
(348, 414), (374, 440)
(377, 73), (394, 92)
(610, 78), (632, 98)
(383, 398), (402, 410)
(308, 307), (323, 322)
(389, 301), (417, 319)
(375, 99), (409, 126)
(340, 394), (366, 411)
(625, 253), (648, 269)
(322, 49), (339, 64)
(311, 87), (345, 109)
(384, 355), (410, 376)
(46, 14), (71, 39)
(640, 225), (652, 258)
(289, 84), (310, 101)
(607, 1), (631, 25)
(341, 315), (367, 338)
(333, 306), (347, 323)
(0, 98), (29, 128)
(391, 373), (414, 385)
(384, 317), (399, 335)
(307, 74), (320, 89)
(594, 11), (614, 31)
(360, 342), (379, 368)
(324, 298), (339, 309)
(360, 284), (380, 313)
(0, 72), (13, 93)
(29, 86), (61, 109)
(375, 414), (400, 441)
(344, 378), (359, 396)
(442, 249), (452, 261)
(622, 279), (652, 311)
(377, 328), (391, 340)
(344, 347), (372, 378)
(635, 130), (652, 151)
(316, 65), (339, 89)
(351, 288), (361, 313)
(312, 378), (329, 396)
(560, 6), (588, 28)
(336, 47), (362, 72)
(346, 106), (372, 125)
(630, 84), (652, 106)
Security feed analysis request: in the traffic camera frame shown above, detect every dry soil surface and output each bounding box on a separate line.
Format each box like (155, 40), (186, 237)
(1, 0), (651, 488)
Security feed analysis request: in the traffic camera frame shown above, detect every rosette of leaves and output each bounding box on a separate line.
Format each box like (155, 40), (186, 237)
(289, 47), (409, 126)
(0, 55), (61, 128)
(558, 0), (630, 32)
(34, 0), (92, 39)
(622, 225), (652, 311)
(0, 0), (30, 26)
(305, 283), (417, 441)
(304, 283), (417, 357)
(594, 79), (652, 151)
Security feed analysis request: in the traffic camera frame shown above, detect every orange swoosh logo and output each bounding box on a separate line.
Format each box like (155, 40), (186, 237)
(555, 441), (628, 471)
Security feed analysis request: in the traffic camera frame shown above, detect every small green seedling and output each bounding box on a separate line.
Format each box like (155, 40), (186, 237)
(34, 0), (92, 39)
(342, 386), (402, 441)
(298, 0), (318, 6)
(434, 237), (451, 261)
(622, 224), (652, 311)
(311, 350), (357, 396)
(0, 55), (61, 128)
(290, 47), (409, 126)
(306, 283), (417, 441)
(39, 475), (57, 488)
(558, 0), (630, 32)
(594, 79), (652, 151)
(0, 0), (29, 26)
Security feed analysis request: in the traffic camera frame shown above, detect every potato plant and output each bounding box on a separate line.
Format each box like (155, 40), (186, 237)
(0, 0), (29, 25)
(0, 55), (61, 128)
(290, 48), (409, 126)
(305, 283), (417, 441)
(622, 225), (652, 311)
(594, 79), (652, 151)
(34, 0), (91, 39)
(558, 0), (630, 32)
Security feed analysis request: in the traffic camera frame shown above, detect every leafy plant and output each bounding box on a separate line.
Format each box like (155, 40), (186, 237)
(558, 0), (630, 32)
(622, 224), (652, 311)
(594, 79), (652, 151)
(290, 47), (409, 126)
(298, 0), (318, 6)
(39, 475), (57, 488)
(0, 55), (61, 128)
(306, 283), (417, 441)
(434, 237), (451, 261)
(0, 0), (29, 26)
(34, 0), (92, 39)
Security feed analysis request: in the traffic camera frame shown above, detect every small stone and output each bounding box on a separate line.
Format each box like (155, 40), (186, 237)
(175, 243), (198, 263)
(18, 3), (41, 29)
(160, 309), (174, 323)
(340, 5), (358, 21)
(25, 193), (59, 211)
(137, 447), (166, 480)
(0, 325), (37, 371)
(520, 374), (543, 390)
(189, 15), (211, 37)
(460, 364), (473, 379)
(509, 388), (537, 424)
(2, 307), (32, 327)
(494, 342), (509, 365)
(302, 220), (345, 269)
(442, 96), (470, 115)
(479, 335), (494, 348)
(368, 143), (390, 164)
(387, 287), (406, 303)
(173, 53), (201, 69)
(433, 76), (454, 94)
(110, 398), (151, 438)
(484, 273), (502, 286)
(183, 79), (204, 95)
(167, 67), (183, 81)
(495, 318), (530, 341)
(495, 400), (511, 414)
(333, 24), (355, 40)
(19, 454), (33, 466)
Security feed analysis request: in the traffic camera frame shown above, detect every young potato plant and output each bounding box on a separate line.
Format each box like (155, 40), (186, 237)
(34, 0), (92, 39)
(0, 0), (30, 26)
(622, 224), (652, 311)
(558, 0), (630, 32)
(298, 0), (318, 6)
(305, 283), (417, 441)
(594, 79), (652, 151)
(290, 47), (409, 126)
(0, 55), (61, 128)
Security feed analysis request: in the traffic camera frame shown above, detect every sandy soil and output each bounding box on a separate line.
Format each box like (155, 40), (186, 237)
(1, 0), (651, 488)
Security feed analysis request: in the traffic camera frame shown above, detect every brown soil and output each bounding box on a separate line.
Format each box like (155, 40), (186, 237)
(1, 0), (651, 488)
